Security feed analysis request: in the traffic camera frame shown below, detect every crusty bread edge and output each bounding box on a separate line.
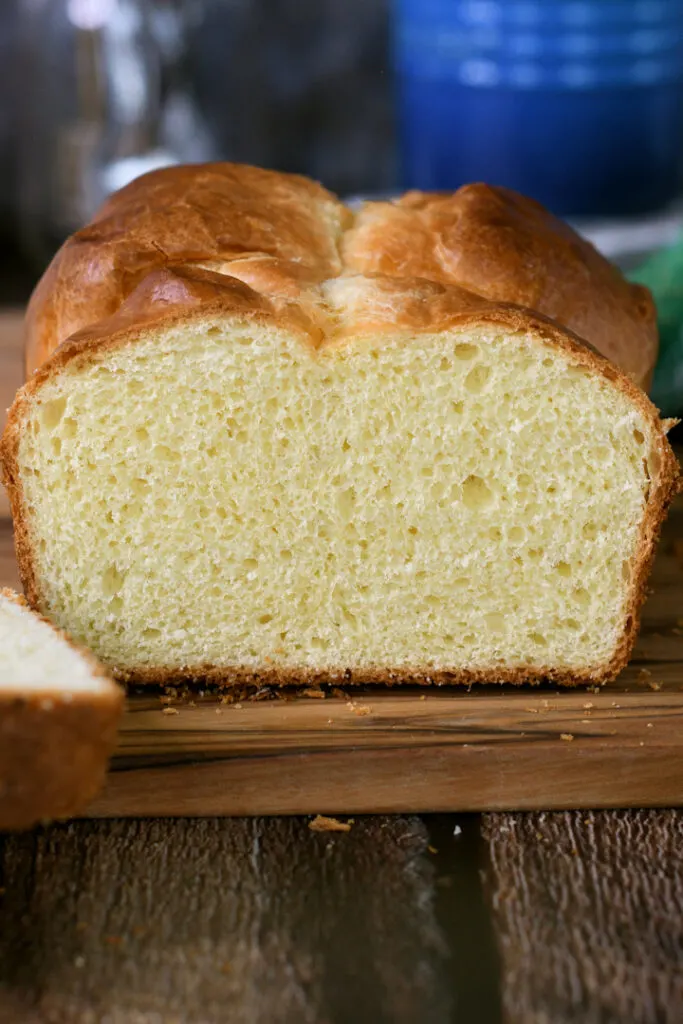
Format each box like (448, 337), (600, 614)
(1, 299), (679, 689)
(0, 589), (124, 830)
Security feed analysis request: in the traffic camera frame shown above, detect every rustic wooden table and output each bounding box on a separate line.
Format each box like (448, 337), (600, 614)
(2, 314), (683, 1023)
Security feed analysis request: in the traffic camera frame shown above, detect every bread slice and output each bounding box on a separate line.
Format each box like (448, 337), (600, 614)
(1, 164), (679, 687)
(0, 589), (123, 829)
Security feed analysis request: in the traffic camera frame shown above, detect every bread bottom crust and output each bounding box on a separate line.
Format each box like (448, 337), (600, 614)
(113, 659), (625, 689)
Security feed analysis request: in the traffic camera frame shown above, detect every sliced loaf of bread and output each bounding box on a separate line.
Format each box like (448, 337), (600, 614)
(1, 164), (679, 687)
(0, 589), (122, 829)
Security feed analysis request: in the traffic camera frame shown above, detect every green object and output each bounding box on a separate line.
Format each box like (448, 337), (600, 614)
(629, 237), (683, 417)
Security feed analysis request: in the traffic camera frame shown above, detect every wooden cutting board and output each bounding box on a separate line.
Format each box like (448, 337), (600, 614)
(2, 311), (683, 814)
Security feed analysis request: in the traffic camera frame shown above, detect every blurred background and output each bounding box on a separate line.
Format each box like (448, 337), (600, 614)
(2, 0), (683, 412)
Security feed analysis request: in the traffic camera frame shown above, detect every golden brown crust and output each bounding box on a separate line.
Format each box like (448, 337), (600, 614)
(103, 660), (641, 689)
(4, 163), (679, 688)
(343, 184), (658, 389)
(0, 589), (123, 830)
(25, 162), (349, 375)
(26, 169), (656, 389)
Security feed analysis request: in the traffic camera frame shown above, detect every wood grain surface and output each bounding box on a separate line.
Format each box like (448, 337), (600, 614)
(483, 810), (683, 1024)
(0, 816), (465, 1024)
(92, 650), (683, 816)
(3, 812), (683, 1024)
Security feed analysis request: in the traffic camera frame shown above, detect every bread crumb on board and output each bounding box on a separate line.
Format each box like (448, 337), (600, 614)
(560, 733), (574, 742)
(637, 667), (663, 690)
(309, 815), (352, 833)
(302, 687), (326, 699)
(162, 706), (179, 716)
(344, 700), (372, 715)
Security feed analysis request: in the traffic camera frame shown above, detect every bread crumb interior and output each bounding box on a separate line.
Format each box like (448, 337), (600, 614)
(0, 594), (105, 689)
(17, 320), (652, 676)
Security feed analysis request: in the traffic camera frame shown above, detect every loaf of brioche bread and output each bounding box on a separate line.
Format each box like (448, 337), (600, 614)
(1, 164), (678, 686)
(0, 589), (122, 829)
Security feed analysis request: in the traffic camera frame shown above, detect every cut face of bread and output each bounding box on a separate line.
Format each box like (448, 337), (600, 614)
(1, 590), (107, 688)
(3, 269), (677, 686)
(0, 589), (123, 829)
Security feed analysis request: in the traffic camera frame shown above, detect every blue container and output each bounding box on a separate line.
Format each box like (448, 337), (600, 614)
(394, 0), (683, 217)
